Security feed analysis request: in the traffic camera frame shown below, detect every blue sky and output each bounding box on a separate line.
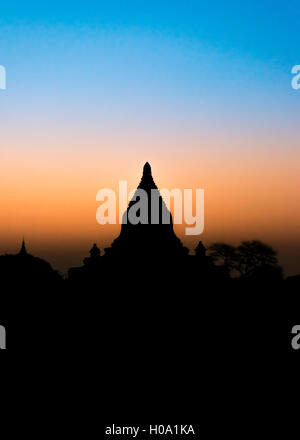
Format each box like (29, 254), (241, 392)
(0, 1), (299, 62)
(1, 1), (300, 274)
(1, 1), (299, 145)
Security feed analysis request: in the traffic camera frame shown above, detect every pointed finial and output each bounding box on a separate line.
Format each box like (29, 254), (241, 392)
(90, 243), (101, 257)
(19, 238), (28, 255)
(195, 240), (206, 257)
(143, 162), (152, 177)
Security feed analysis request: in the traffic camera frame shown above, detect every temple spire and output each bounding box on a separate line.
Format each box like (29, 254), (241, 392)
(19, 239), (28, 255)
(106, 162), (189, 257)
(143, 162), (152, 177)
(138, 162), (156, 190)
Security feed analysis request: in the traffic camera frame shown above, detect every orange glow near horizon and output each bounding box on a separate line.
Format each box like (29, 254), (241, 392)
(1, 10), (300, 278)
(1, 134), (300, 275)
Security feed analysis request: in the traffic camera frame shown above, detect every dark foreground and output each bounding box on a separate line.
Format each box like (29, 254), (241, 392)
(1, 261), (299, 435)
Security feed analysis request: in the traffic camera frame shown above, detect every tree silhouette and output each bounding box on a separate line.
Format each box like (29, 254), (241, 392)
(207, 240), (281, 278)
(236, 240), (278, 275)
(207, 243), (237, 273)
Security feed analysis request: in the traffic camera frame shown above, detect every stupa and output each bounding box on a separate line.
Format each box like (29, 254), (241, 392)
(105, 162), (188, 258)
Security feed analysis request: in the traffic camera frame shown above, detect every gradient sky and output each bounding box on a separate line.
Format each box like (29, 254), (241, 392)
(0, 1), (299, 275)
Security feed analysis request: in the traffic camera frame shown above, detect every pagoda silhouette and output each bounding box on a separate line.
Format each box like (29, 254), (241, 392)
(0, 240), (61, 288)
(104, 162), (189, 259)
